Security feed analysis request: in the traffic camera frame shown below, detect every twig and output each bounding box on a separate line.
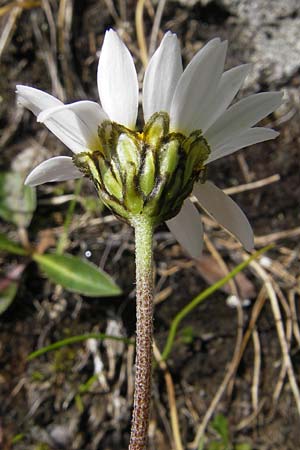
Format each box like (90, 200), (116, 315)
(103, 0), (120, 23)
(272, 305), (293, 407)
(251, 328), (261, 412)
(153, 342), (183, 450)
(149, 0), (167, 57)
(0, 0), (40, 16)
(237, 154), (253, 183)
(272, 286), (293, 407)
(218, 226), (300, 250)
(162, 247), (271, 363)
(188, 360), (234, 449)
(190, 285), (267, 449)
(223, 174), (280, 196)
(42, 0), (57, 56)
(204, 235), (237, 295)
(254, 227), (300, 246)
(238, 286), (267, 359)
(249, 259), (300, 416)
(234, 400), (265, 432)
(0, 5), (22, 61)
(204, 234), (243, 396)
(263, 258), (296, 286)
(31, 12), (65, 99)
(289, 289), (300, 348)
(118, 0), (127, 21)
(135, 0), (148, 67)
(58, 0), (75, 96)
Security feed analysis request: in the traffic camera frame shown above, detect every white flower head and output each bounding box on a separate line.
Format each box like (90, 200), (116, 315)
(17, 30), (282, 258)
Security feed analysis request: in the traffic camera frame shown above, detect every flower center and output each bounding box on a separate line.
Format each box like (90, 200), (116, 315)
(73, 112), (210, 225)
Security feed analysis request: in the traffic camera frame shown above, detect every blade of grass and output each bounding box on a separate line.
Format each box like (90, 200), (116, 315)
(161, 245), (273, 362)
(28, 332), (133, 360)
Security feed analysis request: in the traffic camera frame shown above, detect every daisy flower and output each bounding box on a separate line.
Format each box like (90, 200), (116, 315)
(17, 30), (282, 257)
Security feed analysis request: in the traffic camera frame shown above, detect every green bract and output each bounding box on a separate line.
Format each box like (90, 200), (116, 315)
(73, 112), (210, 226)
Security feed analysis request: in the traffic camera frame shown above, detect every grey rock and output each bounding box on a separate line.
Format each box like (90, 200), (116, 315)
(173, 0), (300, 88)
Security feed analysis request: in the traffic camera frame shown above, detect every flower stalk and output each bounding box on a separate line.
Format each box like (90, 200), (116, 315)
(129, 215), (154, 450)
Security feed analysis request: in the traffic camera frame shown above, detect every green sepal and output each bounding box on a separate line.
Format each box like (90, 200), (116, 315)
(139, 148), (156, 197)
(97, 155), (123, 201)
(159, 138), (181, 177)
(116, 133), (140, 175)
(143, 112), (169, 147)
(124, 163), (143, 214)
(98, 121), (120, 159)
(74, 113), (211, 226)
(183, 132), (210, 185)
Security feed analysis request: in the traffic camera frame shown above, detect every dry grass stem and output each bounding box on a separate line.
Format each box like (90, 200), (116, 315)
(149, 0), (167, 57)
(153, 342), (184, 450)
(289, 290), (300, 347)
(0, 5), (22, 60)
(204, 234), (243, 396)
(103, 0), (120, 23)
(135, 0), (148, 67)
(234, 400), (266, 432)
(251, 328), (261, 412)
(249, 259), (300, 416)
(224, 174), (280, 195)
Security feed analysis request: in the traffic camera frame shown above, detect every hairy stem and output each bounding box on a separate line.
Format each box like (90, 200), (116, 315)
(129, 216), (154, 450)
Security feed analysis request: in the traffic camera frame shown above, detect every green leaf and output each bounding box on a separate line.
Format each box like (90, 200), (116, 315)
(198, 437), (205, 450)
(33, 252), (121, 297)
(28, 332), (133, 360)
(235, 444), (252, 450)
(212, 414), (230, 446)
(0, 281), (18, 314)
(11, 434), (25, 444)
(208, 442), (225, 450)
(0, 171), (36, 228)
(0, 233), (28, 255)
(180, 325), (196, 344)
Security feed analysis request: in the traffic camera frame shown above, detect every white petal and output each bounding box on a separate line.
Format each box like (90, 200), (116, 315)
(34, 101), (103, 154)
(194, 181), (253, 251)
(201, 64), (252, 133)
(205, 92), (283, 150)
(24, 156), (83, 187)
(208, 127), (279, 163)
(97, 29), (138, 128)
(37, 100), (107, 153)
(143, 32), (183, 122)
(166, 199), (203, 258)
(16, 85), (62, 115)
(170, 39), (227, 134)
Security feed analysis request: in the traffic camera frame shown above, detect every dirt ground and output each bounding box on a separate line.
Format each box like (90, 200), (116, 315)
(1, 1), (300, 449)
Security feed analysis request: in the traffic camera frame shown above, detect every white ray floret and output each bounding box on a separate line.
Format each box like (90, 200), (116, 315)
(24, 156), (83, 187)
(167, 199), (203, 258)
(170, 39), (228, 134)
(193, 181), (254, 252)
(97, 29), (139, 129)
(17, 29), (282, 258)
(143, 32), (183, 122)
(208, 127), (279, 163)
